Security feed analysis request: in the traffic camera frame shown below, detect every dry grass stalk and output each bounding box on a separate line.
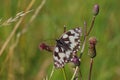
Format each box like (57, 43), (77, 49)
(0, 1), (36, 76)
(0, 0), (46, 79)
(19, 0), (46, 35)
(0, 0), (36, 56)
(16, 0), (46, 37)
(10, 0), (46, 50)
(0, 10), (33, 26)
(5, 0), (46, 61)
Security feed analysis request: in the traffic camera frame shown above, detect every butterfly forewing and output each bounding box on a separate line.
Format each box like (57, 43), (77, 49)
(54, 27), (82, 68)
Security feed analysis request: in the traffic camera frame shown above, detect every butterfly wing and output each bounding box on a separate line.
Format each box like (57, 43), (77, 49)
(54, 45), (72, 68)
(61, 27), (82, 54)
(53, 27), (82, 68)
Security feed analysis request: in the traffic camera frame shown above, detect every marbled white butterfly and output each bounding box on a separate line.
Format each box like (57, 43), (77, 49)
(54, 27), (82, 68)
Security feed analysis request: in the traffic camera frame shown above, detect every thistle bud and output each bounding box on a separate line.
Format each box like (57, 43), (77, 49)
(71, 56), (80, 66)
(93, 4), (99, 16)
(88, 37), (97, 58)
(39, 43), (54, 52)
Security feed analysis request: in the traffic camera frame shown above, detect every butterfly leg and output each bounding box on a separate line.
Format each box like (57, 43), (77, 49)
(64, 25), (67, 33)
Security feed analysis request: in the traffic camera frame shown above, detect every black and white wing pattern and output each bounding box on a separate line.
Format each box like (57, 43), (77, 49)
(53, 27), (82, 68)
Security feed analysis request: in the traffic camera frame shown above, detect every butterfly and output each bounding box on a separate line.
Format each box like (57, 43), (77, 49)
(53, 27), (82, 68)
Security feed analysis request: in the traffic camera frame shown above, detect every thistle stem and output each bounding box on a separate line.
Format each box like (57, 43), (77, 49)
(80, 21), (87, 58)
(86, 16), (96, 36)
(72, 14), (97, 80)
(79, 36), (87, 58)
(64, 25), (67, 33)
(88, 58), (93, 80)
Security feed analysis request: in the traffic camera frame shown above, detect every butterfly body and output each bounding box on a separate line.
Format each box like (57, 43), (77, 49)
(56, 39), (71, 51)
(53, 27), (82, 68)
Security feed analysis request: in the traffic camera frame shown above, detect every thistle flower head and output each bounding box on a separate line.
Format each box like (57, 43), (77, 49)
(71, 56), (80, 66)
(39, 43), (47, 50)
(39, 43), (53, 52)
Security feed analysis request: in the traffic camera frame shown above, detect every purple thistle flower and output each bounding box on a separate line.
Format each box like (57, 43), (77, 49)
(39, 43), (54, 52)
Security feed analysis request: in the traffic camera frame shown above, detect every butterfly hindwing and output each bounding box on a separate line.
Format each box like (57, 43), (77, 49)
(54, 45), (72, 68)
(53, 27), (82, 68)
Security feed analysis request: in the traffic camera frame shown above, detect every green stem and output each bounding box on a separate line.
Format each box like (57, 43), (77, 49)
(71, 66), (79, 80)
(62, 67), (67, 80)
(49, 66), (55, 80)
(79, 68), (83, 80)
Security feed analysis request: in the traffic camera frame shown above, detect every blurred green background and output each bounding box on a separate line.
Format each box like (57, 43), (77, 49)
(0, 0), (120, 80)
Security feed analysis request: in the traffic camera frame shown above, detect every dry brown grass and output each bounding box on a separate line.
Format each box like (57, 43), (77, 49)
(0, 0), (46, 56)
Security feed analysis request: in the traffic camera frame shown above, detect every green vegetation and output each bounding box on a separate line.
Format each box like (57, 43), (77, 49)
(0, 0), (119, 80)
